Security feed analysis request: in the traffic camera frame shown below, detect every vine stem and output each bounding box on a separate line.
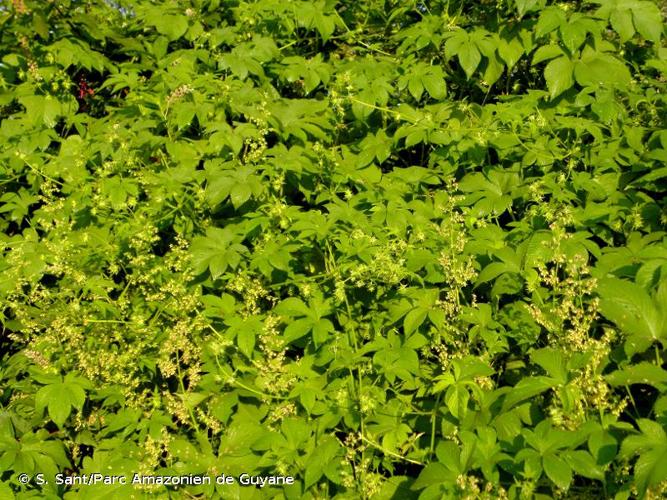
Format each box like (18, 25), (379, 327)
(347, 96), (400, 116)
(429, 392), (441, 459)
(359, 434), (424, 466)
(655, 344), (661, 366)
(214, 356), (290, 401)
(176, 350), (200, 430)
(23, 158), (64, 186)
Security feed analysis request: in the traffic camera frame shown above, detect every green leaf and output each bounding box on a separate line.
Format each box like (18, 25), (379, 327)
(606, 362), (667, 390)
(475, 262), (511, 286)
(620, 420), (667, 495)
(153, 15), (189, 41)
(284, 318), (314, 343)
(597, 278), (666, 355)
(483, 56), (504, 86)
(48, 398), (71, 427)
(32, 15), (49, 39)
(532, 44), (564, 65)
(543, 453), (573, 490)
(632, 2), (663, 43)
(453, 356), (495, 380)
(237, 329), (255, 358)
(544, 56), (574, 99)
(35, 379), (87, 428)
(313, 13), (336, 42)
(0, 482), (14, 500)
(445, 385), (469, 419)
(312, 318), (334, 345)
(35, 386), (67, 427)
(422, 72), (446, 100)
(588, 429), (618, 465)
(275, 297), (311, 317)
(498, 38), (524, 68)
(574, 54), (631, 88)
(65, 382), (86, 411)
(563, 450), (604, 480)
(559, 21), (587, 53)
(621, 420), (666, 456)
(412, 462), (457, 489)
(458, 44), (481, 79)
(230, 183), (252, 209)
(530, 348), (567, 383)
(536, 7), (566, 37)
(408, 76), (424, 101)
(515, 0), (538, 17)
(502, 376), (557, 411)
(304, 437), (340, 488)
(610, 9), (635, 42)
(403, 308), (428, 335)
(635, 448), (667, 494)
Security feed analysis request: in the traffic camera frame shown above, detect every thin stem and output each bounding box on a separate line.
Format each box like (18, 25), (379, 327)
(23, 159), (64, 186)
(359, 434), (424, 466)
(429, 392), (441, 459)
(176, 350), (200, 430)
(214, 356), (290, 401)
(625, 385), (640, 419)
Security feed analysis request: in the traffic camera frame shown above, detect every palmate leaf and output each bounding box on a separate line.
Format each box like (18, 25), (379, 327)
(299, 1), (338, 42)
(2, 0), (667, 497)
(304, 437), (341, 488)
(536, 7), (567, 36)
(139, 4), (189, 42)
(597, 0), (663, 42)
(443, 31), (482, 79)
(620, 419), (667, 495)
(34, 377), (86, 427)
(559, 19), (589, 53)
(227, 316), (263, 358)
(597, 278), (667, 355)
(190, 227), (248, 279)
(606, 362), (667, 391)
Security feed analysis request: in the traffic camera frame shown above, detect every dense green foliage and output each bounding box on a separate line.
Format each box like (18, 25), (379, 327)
(1, 0), (667, 498)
